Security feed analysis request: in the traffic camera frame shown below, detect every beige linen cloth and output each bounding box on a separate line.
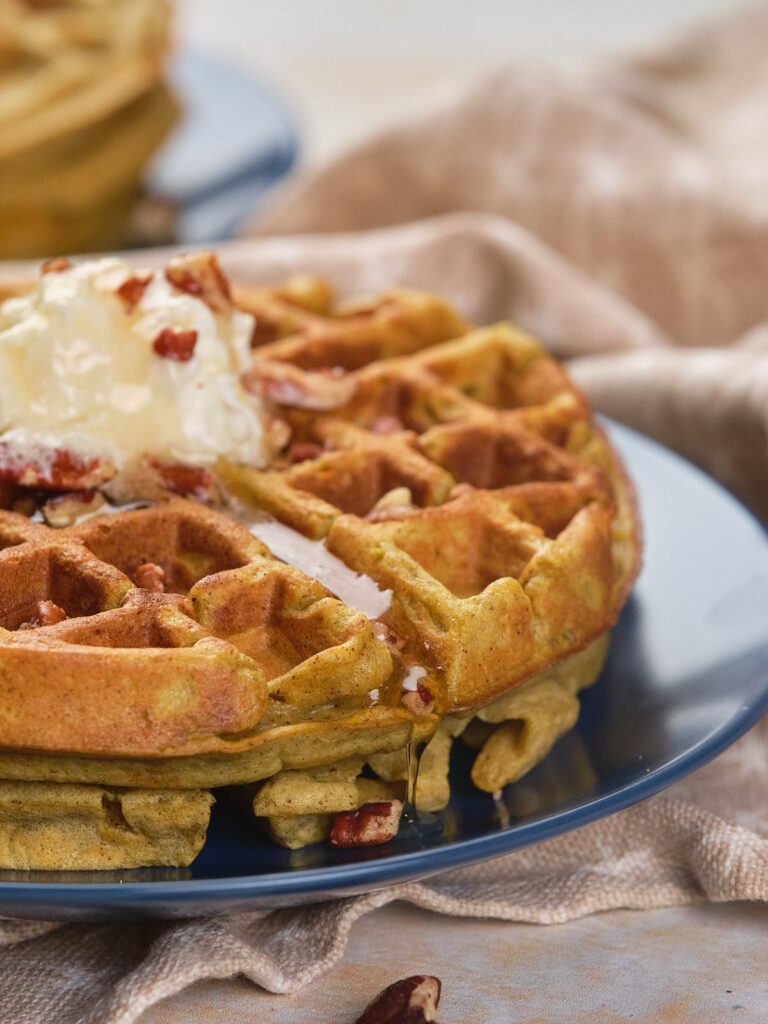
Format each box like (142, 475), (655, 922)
(3, 7), (768, 1023)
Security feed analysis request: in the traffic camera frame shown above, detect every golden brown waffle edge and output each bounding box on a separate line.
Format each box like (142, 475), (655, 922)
(0, 269), (642, 862)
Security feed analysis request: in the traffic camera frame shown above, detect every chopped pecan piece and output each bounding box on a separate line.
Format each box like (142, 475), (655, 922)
(355, 975), (442, 1024)
(133, 562), (165, 593)
(115, 273), (152, 312)
(19, 600), (68, 630)
(165, 252), (233, 314)
(0, 444), (115, 491)
(330, 800), (403, 848)
(40, 257), (72, 274)
(152, 327), (198, 362)
(150, 460), (213, 499)
(243, 362), (355, 410)
(42, 489), (104, 528)
(401, 683), (435, 716)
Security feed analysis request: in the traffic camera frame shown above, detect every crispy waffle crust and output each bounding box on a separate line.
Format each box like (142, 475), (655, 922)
(228, 280), (641, 714)
(0, 272), (641, 862)
(0, 783), (213, 871)
(0, 500), (436, 790)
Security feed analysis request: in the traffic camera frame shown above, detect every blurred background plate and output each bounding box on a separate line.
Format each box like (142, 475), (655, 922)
(147, 51), (298, 243)
(0, 422), (765, 920)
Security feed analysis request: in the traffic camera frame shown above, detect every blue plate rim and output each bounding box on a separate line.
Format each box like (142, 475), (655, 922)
(0, 421), (766, 908)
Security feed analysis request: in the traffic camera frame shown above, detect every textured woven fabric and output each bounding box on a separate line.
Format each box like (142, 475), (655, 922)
(2, 7), (768, 1023)
(253, 5), (768, 522)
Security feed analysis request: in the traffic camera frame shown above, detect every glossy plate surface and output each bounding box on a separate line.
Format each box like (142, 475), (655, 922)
(1, 423), (767, 920)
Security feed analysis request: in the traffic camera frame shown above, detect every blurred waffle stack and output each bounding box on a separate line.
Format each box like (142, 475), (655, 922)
(0, 0), (178, 258)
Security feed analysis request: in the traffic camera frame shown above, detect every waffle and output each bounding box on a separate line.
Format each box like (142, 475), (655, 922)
(217, 277), (639, 846)
(0, 0), (177, 257)
(0, 500), (434, 787)
(250, 635), (606, 848)
(0, 270), (640, 863)
(226, 286), (639, 712)
(0, 782), (213, 871)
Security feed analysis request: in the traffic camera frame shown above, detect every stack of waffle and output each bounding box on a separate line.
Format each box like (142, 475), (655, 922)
(0, 270), (640, 868)
(0, 0), (177, 257)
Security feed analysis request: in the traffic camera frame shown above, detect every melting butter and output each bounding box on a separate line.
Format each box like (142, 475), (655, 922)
(237, 511), (393, 621)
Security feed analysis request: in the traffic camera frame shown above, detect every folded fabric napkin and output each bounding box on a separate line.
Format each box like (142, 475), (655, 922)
(3, 6), (768, 1023)
(254, 4), (768, 523)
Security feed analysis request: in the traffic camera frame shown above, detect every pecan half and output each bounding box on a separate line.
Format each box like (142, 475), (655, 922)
(115, 273), (152, 312)
(330, 800), (403, 848)
(152, 327), (198, 362)
(133, 562), (165, 593)
(19, 600), (68, 630)
(401, 683), (435, 716)
(165, 252), (233, 314)
(355, 975), (442, 1024)
(40, 256), (72, 274)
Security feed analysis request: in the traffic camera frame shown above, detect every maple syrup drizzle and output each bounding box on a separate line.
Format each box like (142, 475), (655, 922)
(493, 790), (511, 829)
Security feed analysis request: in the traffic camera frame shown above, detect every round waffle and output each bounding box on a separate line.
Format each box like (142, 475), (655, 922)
(0, 267), (641, 863)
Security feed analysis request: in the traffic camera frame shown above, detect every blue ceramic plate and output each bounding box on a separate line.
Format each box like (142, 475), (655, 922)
(1, 423), (767, 920)
(146, 52), (298, 243)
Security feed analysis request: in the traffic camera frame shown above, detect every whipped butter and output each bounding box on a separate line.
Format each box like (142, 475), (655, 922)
(0, 256), (267, 478)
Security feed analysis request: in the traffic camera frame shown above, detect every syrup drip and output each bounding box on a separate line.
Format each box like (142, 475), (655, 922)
(493, 790), (511, 829)
(401, 736), (442, 844)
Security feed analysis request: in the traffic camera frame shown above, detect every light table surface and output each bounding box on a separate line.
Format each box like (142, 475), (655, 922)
(140, 901), (767, 1022)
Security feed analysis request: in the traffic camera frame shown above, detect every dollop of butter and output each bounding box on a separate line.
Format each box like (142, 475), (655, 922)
(0, 256), (267, 475)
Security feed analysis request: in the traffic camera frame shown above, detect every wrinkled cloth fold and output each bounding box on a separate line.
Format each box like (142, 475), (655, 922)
(252, 5), (768, 521)
(3, 6), (768, 1023)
